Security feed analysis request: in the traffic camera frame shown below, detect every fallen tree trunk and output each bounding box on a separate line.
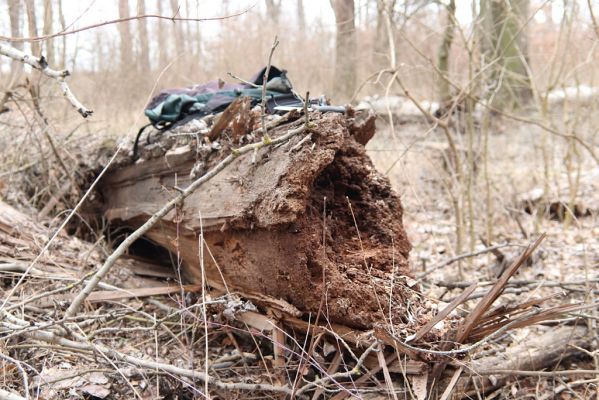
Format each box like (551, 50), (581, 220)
(448, 325), (593, 399)
(100, 111), (414, 329)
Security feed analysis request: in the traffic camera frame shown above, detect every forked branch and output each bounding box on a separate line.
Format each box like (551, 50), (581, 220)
(0, 42), (92, 117)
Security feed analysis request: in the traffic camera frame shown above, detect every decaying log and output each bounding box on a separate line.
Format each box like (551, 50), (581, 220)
(100, 112), (414, 329)
(518, 167), (599, 221)
(449, 325), (593, 398)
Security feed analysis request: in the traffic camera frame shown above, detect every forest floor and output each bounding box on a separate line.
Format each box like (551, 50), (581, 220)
(0, 105), (597, 399)
(368, 115), (599, 398)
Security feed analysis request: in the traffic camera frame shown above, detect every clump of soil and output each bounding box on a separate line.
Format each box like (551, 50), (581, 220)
(291, 127), (414, 328)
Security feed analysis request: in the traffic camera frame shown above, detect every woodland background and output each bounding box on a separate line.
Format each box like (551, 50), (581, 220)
(0, 0), (598, 399)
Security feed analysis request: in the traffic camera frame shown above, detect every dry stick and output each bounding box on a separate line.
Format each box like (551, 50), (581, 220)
(409, 283), (477, 343)
(0, 353), (29, 400)
(439, 367), (463, 400)
(377, 345), (399, 400)
(457, 233), (546, 343)
(0, 389), (26, 400)
(416, 243), (517, 279)
(0, 316), (293, 395)
(260, 36), (279, 141)
(475, 369), (599, 377)
(385, 308), (546, 357)
(0, 146), (123, 313)
(65, 125), (306, 318)
(294, 341), (380, 396)
(0, 9), (254, 43)
(0, 43), (91, 117)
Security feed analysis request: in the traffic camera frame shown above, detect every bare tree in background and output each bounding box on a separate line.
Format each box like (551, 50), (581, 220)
(265, 0), (282, 26)
(57, 0), (66, 67)
(169, 0), (185, 57)
(156, 0), (168, 68)
(24, 0), (40, 57)
(296, 0), (305, 32)
(373, 0), (394, 70)
(330, 0), (357, 101)
(137, 0), (151, 73)
(118, 0), (133, 69)
(479, 0), (532, 109)
(1, 0), (24, 112)
(437, 0), (456, 111)
(43, 0), (54, 65)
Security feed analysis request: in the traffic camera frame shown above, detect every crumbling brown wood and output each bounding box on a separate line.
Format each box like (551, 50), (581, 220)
(208, 96), (252, 140)
(100, 112), (412, 329)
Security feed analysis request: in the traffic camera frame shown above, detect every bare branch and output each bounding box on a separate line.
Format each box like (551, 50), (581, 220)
(0, 42), (92, 117)
(0, 8), (254, 43)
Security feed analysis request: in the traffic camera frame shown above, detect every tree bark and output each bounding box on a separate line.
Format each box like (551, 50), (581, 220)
(156, 0), (169, 68)
(137, 0), (151, 73)
(42, 0), (54, 65)
(57, 0), (66, 67)
(296, 0), (306, 32)
(479, 0), (532, 110)
(265, 0), (281, 26)
(24, 0), (40, 57)
(437, 0), (456, 109)
(330, 0), (357, 102)
(118, 0), (133, 69)
(169, 0), (185, 58)
(1, 0), (24, 112)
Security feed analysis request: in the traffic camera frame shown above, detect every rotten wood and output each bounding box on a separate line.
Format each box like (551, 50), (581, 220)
(208, 96), (253, 140)
(100, 112), (412, 329)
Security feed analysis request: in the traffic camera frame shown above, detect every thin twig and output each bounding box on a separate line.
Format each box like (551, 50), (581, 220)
(0, 8), (254, 43)
(0, 311), (294, 395)
(0, 353), (29, 400)
(0, 43), (91, 117)
(260, 36), (279, 142)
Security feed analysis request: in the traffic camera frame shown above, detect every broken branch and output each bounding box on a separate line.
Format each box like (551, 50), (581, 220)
(0, 42), (92, 117)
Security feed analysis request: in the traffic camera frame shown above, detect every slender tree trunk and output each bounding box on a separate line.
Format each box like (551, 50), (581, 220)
(437, 0), (456, 109)
(265, 0), (281, 27)
(7, 0), (23, 73)
(43, 0), (54, 65)
(137, 0), (151, 73)
(1, 0), (24, 112)
(373, 0), (394, 70)
(297, 0), (306, 32)
(24, 0), (40, 57)
(169, 0), (185, 57)
(330, 0), (357, 102)
(479, 0), (532, 110)
(58, 0), (67, 67)
(118, 0), (133, 69)
(156, 0), (169, 68)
